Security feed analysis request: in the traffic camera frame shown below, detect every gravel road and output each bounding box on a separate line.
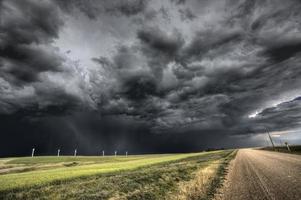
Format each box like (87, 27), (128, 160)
(215, 149), (301, 200)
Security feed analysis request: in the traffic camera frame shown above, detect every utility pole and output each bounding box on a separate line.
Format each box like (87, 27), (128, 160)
(31, 148), (35, 157)
(57, 149), (60, 157)
(285, 142), (291, 152)
(267, 130), (275, 151)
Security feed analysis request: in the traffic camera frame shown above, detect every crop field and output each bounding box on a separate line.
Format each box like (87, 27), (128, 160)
(0, 150), (236, 200)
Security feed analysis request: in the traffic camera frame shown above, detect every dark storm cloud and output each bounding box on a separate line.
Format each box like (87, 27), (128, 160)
(137, 27), (184, 57)
(124, 0), (301, 136)
(0, 45), (64, 83)
(182, 30), (243, 61)
(0, 0), (93, 116)
(2, 0), (301, 156)
(90, 0), (301, 137)
(56, 0), (148, 19)
(105, 0), (148, 16)
(170, 0), (187, 5)
(261, 42), (301, 62)
(179, 8), (196, 21)
(122, 74), (158, 100)
(0, 0), (64, 84)
(137, 27), (184, 79)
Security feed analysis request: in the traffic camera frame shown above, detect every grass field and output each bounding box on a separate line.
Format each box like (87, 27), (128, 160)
(0, 150), (236, 200)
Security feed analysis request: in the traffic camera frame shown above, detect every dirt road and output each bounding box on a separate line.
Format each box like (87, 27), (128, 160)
(215, 149), (301, 200)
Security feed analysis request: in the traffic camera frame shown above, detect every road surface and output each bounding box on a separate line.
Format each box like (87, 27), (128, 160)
(215, 149), (301, 200)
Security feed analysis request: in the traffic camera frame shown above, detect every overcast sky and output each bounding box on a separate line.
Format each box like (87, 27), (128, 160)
(1, 0), (301, 156)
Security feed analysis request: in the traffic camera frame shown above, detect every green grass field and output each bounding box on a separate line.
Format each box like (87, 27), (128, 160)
(0, 150), (236, 200)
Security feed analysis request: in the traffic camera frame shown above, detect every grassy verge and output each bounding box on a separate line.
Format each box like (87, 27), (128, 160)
(260, 145), (301, 155)
(205, 150), (237, 199)
(168, 150), (237, 200)
(0, 150), (234, 200)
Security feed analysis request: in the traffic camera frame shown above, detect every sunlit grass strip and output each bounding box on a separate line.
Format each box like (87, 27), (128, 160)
(0, 152), (215, 192)
(6, 155), (162, 165)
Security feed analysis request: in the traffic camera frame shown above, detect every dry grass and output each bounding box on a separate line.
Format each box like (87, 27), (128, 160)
(167, 160), (221, 200)
(167, 150), (237, 200)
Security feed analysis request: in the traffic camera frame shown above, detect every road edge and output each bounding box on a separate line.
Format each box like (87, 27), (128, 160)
(206, 150), (238, 200)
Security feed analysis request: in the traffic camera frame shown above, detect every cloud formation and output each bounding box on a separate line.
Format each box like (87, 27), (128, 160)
(0, 0), (64, 83)
(1, 0), (301, 155)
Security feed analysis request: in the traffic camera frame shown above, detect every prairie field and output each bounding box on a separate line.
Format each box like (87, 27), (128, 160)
(0, 150), (236, 200)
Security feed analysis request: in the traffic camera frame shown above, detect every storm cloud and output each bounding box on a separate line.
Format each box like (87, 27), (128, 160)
(1, 0), (301, 156)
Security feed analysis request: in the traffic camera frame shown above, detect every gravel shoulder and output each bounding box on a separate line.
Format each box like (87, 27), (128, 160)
(214, 149), (301, 200)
